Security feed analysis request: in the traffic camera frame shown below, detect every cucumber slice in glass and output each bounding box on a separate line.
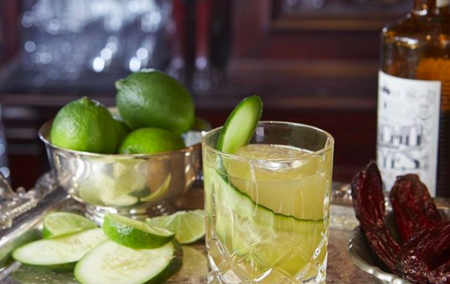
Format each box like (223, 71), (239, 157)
(217, 96), (263, 154)
(74, 240), (182, 284)
(12, 229), (107, 269)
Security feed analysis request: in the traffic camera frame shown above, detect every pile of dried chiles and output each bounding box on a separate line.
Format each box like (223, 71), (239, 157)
(351, 162), (450, 284)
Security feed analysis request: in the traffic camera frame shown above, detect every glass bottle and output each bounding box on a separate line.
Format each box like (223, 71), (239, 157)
(378, 0), (450, 197)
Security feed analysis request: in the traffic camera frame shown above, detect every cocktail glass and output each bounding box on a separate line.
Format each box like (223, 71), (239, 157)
(202, 121), (334, 284)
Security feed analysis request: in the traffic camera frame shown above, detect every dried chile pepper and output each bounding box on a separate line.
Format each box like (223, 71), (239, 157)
(351, 161), (401, 272)
(398, 221), (450, 284)
(390, 175), (442, 242)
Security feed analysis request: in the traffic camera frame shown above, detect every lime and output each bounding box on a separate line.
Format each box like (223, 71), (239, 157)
(42, 212), (97, 239)
(113, 118), (130, 145)
(112, 161), (147, 194)
(116, 70), (195, 134)
(146, 210), (205, 244)
(140, 174), (171, 202)
(118, 127), (185, 154)
(103, 213), (174, 249)
(51, 97), (118, 154)
(192, 116), (212, 131)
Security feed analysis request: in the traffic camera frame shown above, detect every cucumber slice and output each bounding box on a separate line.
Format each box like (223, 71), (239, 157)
(206, 167), (326, 229)
(12, 229), (107, 269)
(75, 240), (182, 284)
(205, 168), (328, 277)
(217, 96), (263, 153)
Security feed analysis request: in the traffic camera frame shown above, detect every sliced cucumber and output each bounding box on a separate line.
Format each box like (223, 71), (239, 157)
(12, 228), (107, 269)
(206, 167), (326, 229)
(205, 168), (328, 276)
(217, 96), (262, 153)
(75, 240), (182, 284)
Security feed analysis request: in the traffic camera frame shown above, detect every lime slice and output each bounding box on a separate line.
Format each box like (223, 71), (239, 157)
(217, 96), (263, 153)
(146, 210), (205, 244)
(140, 174), (171, 202)
(43, 212), (97, 239)
(112, 161), (146, 193)
(103, 213), (174, 249)
(78, 170), (140, 207)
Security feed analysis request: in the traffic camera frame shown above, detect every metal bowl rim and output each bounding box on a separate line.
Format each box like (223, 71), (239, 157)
(347, 205), (450, 284)
(347, 228), (412, 284)
(39, 120), (202, 159)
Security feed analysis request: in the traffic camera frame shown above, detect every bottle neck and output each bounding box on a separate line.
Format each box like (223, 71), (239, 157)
(413, 0), (450, 16)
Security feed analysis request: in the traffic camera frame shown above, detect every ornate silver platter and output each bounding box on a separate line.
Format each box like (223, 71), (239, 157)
(348, 206), (450, 284)
(0, 174), (208, 284)
(0, 175), (387, 284)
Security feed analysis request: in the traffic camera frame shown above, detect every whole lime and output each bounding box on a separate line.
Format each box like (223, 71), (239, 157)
(51, 97), (118, 153)
(116, 70), (195, 134)
(118, 128), (185, 155)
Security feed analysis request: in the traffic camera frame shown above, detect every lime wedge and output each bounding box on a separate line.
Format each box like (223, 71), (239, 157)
(103, 213), (174, 249)
(146, 210), (205, 244)
(42, 212), (97, 239)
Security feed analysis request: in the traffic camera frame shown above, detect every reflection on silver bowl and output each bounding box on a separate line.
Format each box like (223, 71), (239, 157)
(348, 207), (450, 284)
(39, 120), (207, 224)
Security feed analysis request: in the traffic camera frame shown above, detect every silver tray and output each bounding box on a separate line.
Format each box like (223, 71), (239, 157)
(0, 173), (207, 284)
(0, 175), (386, 284)
(348, 206), (450, 284)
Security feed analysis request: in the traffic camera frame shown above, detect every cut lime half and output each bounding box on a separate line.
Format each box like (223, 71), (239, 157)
(43, 212), (97, 239)
(146, 210), (205, 244)
(103, 213), (174, 249)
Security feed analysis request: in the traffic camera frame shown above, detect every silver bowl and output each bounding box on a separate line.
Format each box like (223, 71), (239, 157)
(348, 207), (450, 284)
(39, 120), (206, 223)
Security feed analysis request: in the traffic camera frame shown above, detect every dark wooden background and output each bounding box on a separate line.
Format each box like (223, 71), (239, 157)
(0, 0), (412, 189)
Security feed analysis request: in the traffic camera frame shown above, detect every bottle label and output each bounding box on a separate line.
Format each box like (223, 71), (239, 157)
(437, 0), (450, 8)
(377, 71), (441, 196)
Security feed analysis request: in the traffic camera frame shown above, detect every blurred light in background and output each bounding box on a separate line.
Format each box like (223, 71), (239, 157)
(20, 0), (175, 83)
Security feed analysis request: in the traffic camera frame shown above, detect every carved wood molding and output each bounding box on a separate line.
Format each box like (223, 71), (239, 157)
(229, 59), (378, 78)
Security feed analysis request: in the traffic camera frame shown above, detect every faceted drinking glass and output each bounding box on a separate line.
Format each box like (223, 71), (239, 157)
(202, 121), (334, 284)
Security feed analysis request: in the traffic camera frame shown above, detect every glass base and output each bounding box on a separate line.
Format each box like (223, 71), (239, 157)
(207, 265), (326, 284)
(84, 201), (174, 225)
(206, 239), (327, 284)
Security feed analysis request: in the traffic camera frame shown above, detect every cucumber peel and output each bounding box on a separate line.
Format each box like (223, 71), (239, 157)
(209, 168), (326, 227)
(217, 96), (263, 154)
